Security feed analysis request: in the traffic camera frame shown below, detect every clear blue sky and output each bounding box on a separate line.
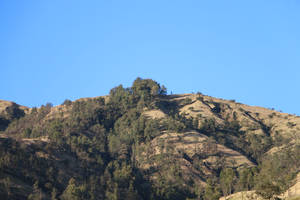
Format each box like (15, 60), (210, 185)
(1, 1), (300, 115)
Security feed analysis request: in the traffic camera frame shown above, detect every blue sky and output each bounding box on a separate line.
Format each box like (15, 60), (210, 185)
(1, 1), (300, 115)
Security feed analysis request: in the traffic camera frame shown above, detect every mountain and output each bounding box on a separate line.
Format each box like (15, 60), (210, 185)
(0, 78), (299, 200)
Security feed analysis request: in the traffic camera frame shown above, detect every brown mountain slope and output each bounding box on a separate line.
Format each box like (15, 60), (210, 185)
(172, 93), (299, 151)
(0, 87), (299, 200)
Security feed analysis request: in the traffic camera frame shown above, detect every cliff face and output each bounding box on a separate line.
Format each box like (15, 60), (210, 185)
(0, 79), (299, 200)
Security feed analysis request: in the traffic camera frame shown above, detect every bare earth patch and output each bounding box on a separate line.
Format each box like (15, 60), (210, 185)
(143, 109), (166, 119)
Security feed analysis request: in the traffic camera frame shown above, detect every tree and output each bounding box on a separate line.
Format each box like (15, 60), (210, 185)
(202, 137), (218, 156)
(204, 178), (221, 200)
(132, 77), (166, 103)
(220, 168), (236, 198)
(60, 178), (81, 200)
(51, 188), (58, 200)
(237, 168), (255, 191)
(5, 102), (25, 120)
(62, 99), (72, 106)
(28, 181), (43, 200)
(160, 85), (167, 95)
(3, 177), (11, 199)
(256, 180), (280, 200)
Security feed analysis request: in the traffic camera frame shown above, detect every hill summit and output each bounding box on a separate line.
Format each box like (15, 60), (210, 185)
(0, 78), (299, 200)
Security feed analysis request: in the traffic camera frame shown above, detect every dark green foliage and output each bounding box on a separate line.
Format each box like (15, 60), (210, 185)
(255, 147), (300, 199)
(0, 78), (297, 200)
(62, 99), (72, 106)
(200, 118), (217, 133)
(4, 103), (25, 121)
(220, 168), (236, 197)
(211, 102), (221, 114)
(0, 103), (25, 131)
(236, 168), (256, 191)
(182, 98), (192, 106)
(163, 117), (186, 132)
(4, 102), (53, 137)
(204, 178), (221, 200)
(247, 134), (272, 161)
(0, 117), (10, 131)
(131, 77), (167, 98)
(109, 78), (166, 112)
(155, 99), (178, 115)
(60, 178), (86, 200)
(256, 181), (280, 200)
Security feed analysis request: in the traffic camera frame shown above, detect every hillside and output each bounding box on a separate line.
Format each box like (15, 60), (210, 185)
(0, 78), (299, 200)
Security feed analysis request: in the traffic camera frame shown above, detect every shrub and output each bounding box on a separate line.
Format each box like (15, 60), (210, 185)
(62, 99), (72, 106)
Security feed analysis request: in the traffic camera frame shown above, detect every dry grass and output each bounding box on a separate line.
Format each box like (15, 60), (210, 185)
(286, 197), (300, 200)
(280, 173), (300, 199)
(2, 93), (299, 198)
(21, 136), (50, 145)
(0, 99), (29, 114)
(138, 130), (254, 187)
(219, 191), (264, 200)
(143, 109), (166, 119)
(172, 93), (299, 153)
(0, 100), (14, 113)
(145, 130), (255, 167)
